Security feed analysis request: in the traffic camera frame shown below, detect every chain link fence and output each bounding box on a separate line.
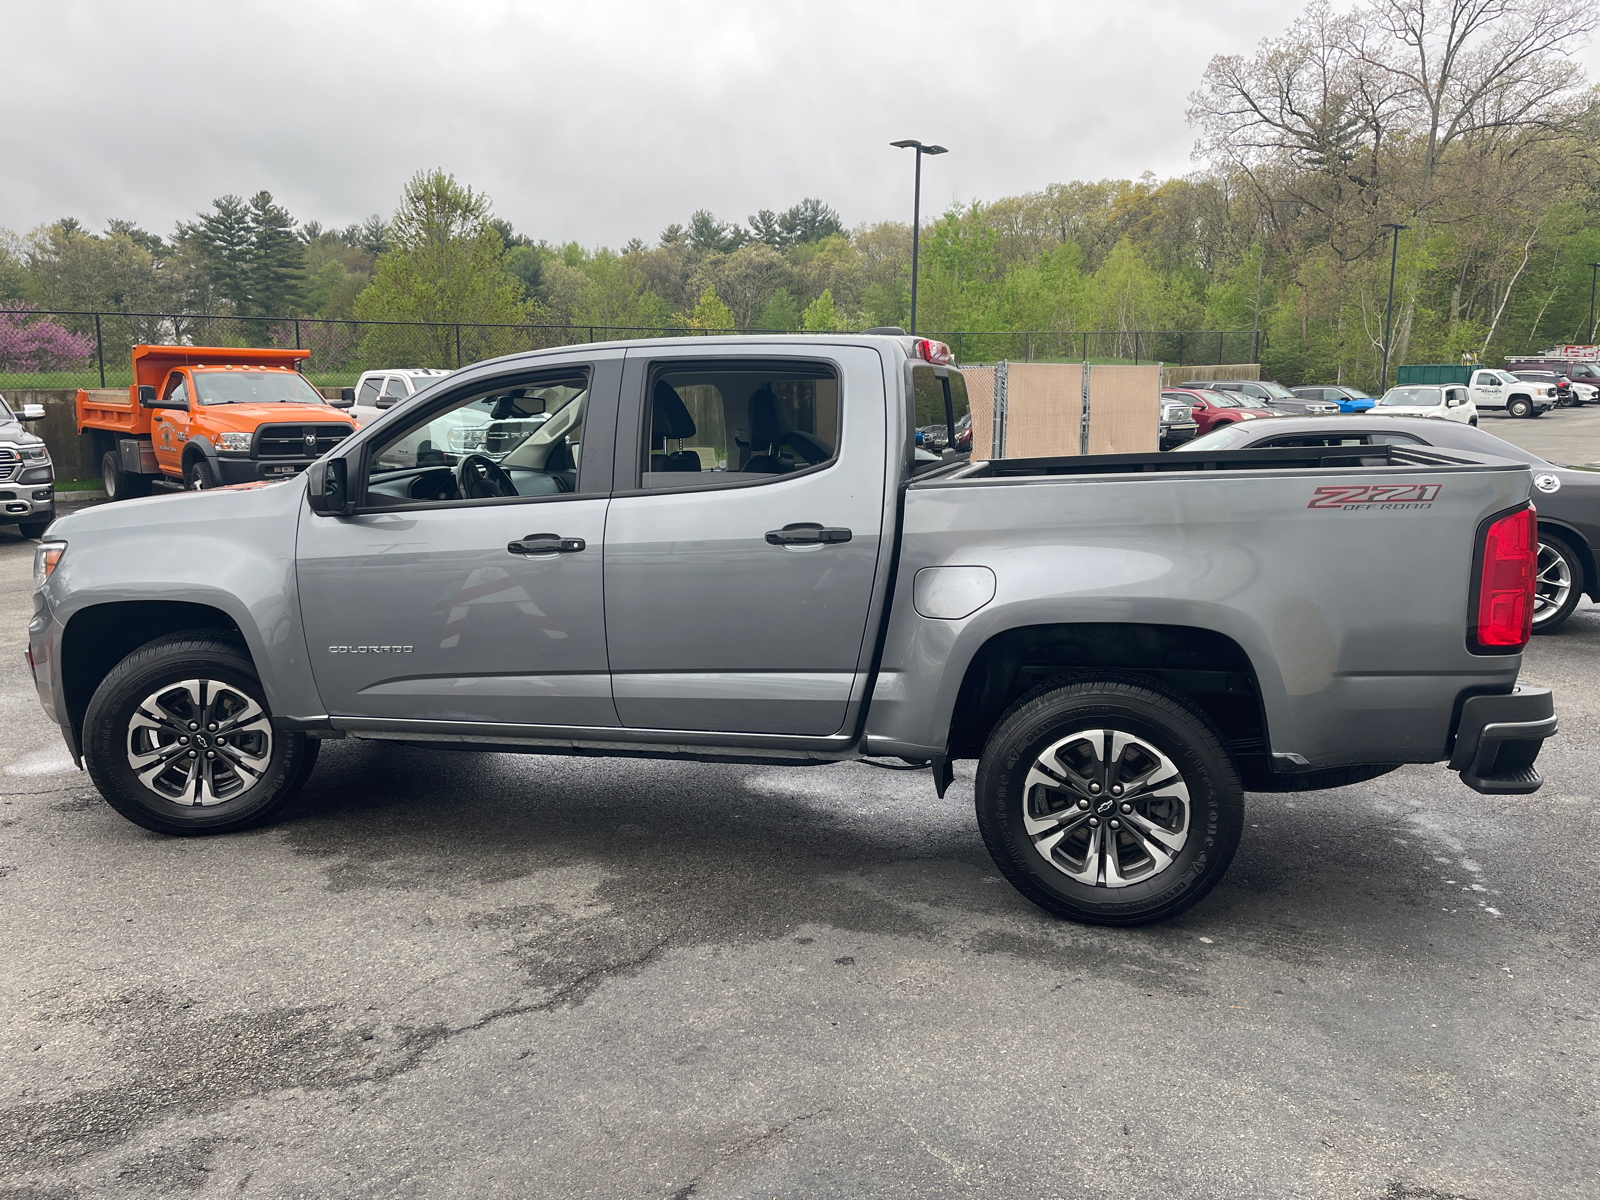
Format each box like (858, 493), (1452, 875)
(0, 308), (1260, 392)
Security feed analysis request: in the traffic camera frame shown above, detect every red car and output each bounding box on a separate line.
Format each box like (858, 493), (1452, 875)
(1162, 387), (1280, 436)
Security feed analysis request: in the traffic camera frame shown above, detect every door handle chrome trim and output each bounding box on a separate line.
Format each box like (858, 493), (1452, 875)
(765, 523), (852, 545)
(508, 533), (586, 555)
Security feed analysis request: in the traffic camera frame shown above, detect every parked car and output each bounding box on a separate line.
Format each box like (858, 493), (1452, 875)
(1509, 370), (1575, 406)
(1291, 385), (1376, 414)
(953, 410), (972, 451)
(1162, 387), (1279, 436)
(1159, 394), (1198, 449)
(345, 368), (454, 425)
(1176, 414), (1600, 632)
(1395, 366), (1556, 417)
(31, 334), (1557, 928)
(1366, 383), (1477, 423)
(77, 346), (357, 498)
(1505, 355), (1600, 401)
(0, 393), (54, 538)
(916, 423), (949, 451)
(1189, 379), (1342, 416)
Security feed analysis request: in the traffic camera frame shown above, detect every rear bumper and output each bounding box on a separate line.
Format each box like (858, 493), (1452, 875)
(1450, 686), (1556, 794)
(215, 456), (316, 485)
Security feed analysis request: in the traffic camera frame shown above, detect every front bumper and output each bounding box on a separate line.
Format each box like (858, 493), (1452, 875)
(1159, 422), (1198, 449)
(1, 484), (55, 523)
(1450, 686), (1555, 794)
(216, 455), (318, 485)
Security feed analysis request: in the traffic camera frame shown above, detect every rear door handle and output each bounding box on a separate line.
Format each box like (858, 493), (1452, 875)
(508, 533), (586, 555)
(765, 523), (852, 545)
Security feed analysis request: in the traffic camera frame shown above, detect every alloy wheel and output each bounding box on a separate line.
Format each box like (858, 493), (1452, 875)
(1022, 729), (1190, 888)
(1533, 541), (1573, 627)
(125, 678), (274, 806)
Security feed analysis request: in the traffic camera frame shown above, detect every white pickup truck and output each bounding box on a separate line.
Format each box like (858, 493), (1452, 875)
(1466, 369), (1557, 418)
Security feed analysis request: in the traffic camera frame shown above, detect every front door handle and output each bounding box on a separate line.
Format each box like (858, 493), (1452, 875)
(765, 523), (852, 545)
(508, 533), (586, 555)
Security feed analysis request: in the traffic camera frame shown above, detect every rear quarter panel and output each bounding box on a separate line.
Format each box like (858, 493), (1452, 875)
(868, 459), (1531, 767)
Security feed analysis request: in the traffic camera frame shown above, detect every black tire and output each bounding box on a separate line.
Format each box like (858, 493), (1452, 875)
(1508, 397), (1532, 418)
(975, 675), (1243, 927)
(101, 451), (152, 501)
(83, 632), (316, 835)
(185, 456), (219, 490)
(1532, 533), (1583, 634)
(1469, 418), (1479, 426)
(16, 520), (49, 539)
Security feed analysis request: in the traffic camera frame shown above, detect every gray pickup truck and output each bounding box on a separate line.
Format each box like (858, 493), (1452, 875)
(26, 334), (1557, 925)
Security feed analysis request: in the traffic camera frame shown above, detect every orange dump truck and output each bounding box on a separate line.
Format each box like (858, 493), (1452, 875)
(76, 345), (357, 500)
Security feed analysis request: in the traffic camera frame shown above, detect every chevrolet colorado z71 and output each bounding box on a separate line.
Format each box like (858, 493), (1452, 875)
(28, 335), (1557, 925)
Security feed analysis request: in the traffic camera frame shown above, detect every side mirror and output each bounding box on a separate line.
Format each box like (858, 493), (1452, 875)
(340, 387), (356, 403)
(19, 403), (45, 421)
(138, 385), (159, 407)
(375, 395), (397, 410)
(327, 395), (354, 409)
(306, 457), (353, 516)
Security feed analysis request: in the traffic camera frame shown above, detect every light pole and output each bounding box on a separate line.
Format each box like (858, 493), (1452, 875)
(1379, 222), (1409, 392)
(1586, 262), (1599, 344)
(890, 139), (947, 334)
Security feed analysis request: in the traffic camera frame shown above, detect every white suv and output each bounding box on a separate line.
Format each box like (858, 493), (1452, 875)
(344, 369), (453, 426)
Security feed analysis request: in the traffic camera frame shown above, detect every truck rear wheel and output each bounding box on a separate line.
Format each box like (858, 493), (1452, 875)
(82, 632), (317, 835)
(1532, 534), (1581, 633)
(101, 451), (151, 501)
(974, 676), (1243, 926)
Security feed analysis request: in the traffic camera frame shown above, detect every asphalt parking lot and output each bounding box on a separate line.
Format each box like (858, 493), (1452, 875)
(2, 412), (1597, 1199)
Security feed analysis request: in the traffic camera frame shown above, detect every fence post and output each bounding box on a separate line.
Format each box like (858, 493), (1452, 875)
(1134, 332), (1140, 366)
(94, 314), (105, 388)
(991, 361), (1008, 459)
(956, 332), (963, 363)
(1082, 331), (1088, 361)
(1080, 361), (1091, 457)
(1177, 332), (1184, 366)
(1025, 332), (1031, 362)
(1218, 332), (1224, 365)
(1253, 330), (1260, 363)
(455, 325), (462, 368)
(293, 318), (301, 350)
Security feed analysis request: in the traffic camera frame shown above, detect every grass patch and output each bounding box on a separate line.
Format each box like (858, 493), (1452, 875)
(53, 477), (103, 491)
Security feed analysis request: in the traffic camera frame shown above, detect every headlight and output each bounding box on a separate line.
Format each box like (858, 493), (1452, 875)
(33, 540), (65, 590)
(18, 445), (49, 463)
(218, 432), (253, 452)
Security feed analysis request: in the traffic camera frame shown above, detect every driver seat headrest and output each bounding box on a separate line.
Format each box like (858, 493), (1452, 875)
(653, 380), (697, 441)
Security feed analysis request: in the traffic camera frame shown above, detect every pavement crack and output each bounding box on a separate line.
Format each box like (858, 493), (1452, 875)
(665, 1107), (831, 1198)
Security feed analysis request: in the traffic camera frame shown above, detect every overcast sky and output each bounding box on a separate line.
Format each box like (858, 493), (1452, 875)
(5, 0), (1598, 248)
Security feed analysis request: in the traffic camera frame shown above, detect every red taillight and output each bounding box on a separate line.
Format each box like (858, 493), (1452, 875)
(1472, 506), (1536, 650)
(915, 338), (952, 365)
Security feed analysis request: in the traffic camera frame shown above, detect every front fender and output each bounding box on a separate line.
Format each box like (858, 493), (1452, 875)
(39, 477), (323, 725)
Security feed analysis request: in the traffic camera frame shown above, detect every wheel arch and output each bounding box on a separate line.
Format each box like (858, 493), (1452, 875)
(944, 621), (1273, 775)
(60, 601), (245, 756)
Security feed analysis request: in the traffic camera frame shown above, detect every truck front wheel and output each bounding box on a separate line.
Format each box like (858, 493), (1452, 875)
(82, 632), (318, 835)
(975, 676), (1243, 926)
(1508, 397), (1533, 418)
(100, 451), (152, 501)
(185, 457), (219, 490)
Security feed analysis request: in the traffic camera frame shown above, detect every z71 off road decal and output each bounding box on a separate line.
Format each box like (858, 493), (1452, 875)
(1307, 483), (1442, 510)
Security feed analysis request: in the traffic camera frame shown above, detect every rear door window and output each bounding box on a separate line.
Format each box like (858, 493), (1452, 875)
(640, 361), (839, 487)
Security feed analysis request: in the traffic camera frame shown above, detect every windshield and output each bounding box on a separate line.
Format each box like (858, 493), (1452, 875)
(1173, 425), (1257, 451)
(0, 395), (12, 421)
(1379, 387), (1442, 407)
(1257, 382), (1296, 400)
(1491, 370), (1520, 385)
(1343, 390), (1373, 400)
(191, 369), (329, 406)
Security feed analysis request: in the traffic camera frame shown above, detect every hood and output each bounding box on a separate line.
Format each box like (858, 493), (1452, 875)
(48, 472), (306, 540)
(191, 402), (355, 433)
(0, 418), (45, 447)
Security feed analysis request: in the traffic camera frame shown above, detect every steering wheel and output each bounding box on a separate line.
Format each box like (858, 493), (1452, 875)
(456, 453), (517, 500)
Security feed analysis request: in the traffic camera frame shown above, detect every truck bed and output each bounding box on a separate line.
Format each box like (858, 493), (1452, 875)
(936, 443), (1486, 480)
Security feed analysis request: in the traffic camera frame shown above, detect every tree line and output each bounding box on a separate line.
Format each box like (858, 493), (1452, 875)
(2, 0), (1596, 389)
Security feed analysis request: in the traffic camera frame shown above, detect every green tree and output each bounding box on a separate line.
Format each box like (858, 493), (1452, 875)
(756, 288), (801, 330)
(680, 286), (735, 332)
(246, 191), (305, 316)
(353, 170), (531, 367)
(801, 289), (840, 331)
